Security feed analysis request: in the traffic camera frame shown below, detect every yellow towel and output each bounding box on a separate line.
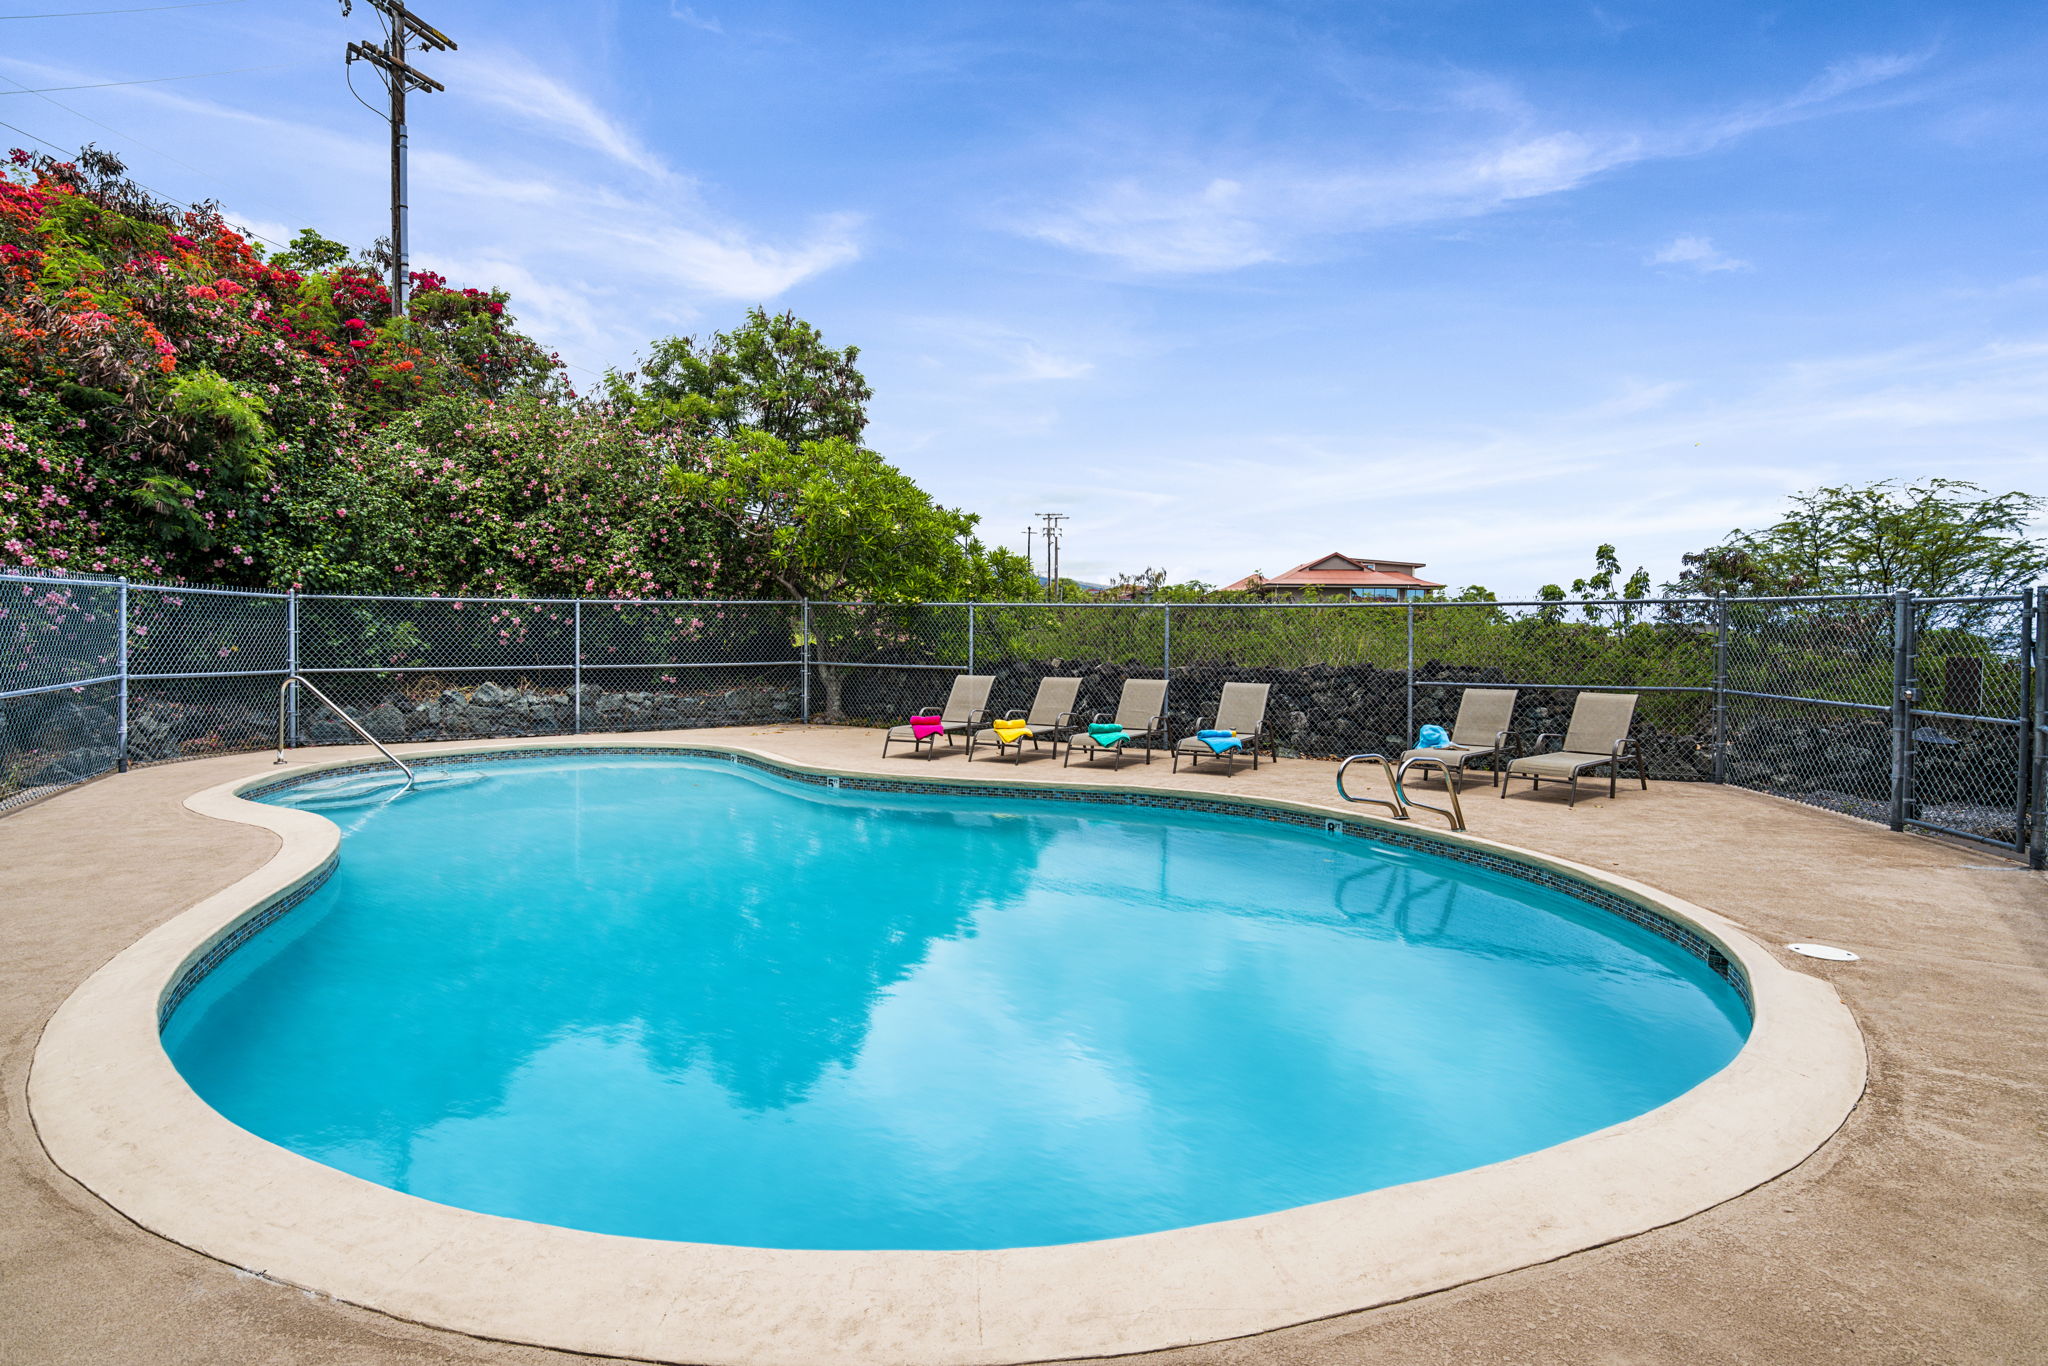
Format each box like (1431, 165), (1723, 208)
(992, 719), (1032, 743)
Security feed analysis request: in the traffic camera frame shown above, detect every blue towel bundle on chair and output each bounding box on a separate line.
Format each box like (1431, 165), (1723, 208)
(1417, 723), (1451, 749)
(1196, 728), (1243, 754)
(1086, 723), (1128, 747)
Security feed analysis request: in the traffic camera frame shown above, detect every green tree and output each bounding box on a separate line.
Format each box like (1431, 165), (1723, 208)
(270, 227), (352, 273)
(666, 432), (1034, 716)
(610, 307), (873, 449)
(1535, 544), (1651, 621)
(1673, 479), (2048, 597)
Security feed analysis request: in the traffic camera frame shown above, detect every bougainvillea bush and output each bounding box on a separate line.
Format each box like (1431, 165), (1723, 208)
(1, 145), (1036, 605)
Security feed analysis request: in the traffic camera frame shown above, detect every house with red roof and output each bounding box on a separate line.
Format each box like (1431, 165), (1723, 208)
(1221, 552), (1445, 601)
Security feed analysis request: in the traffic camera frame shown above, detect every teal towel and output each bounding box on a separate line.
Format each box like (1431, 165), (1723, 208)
(1200, 733), (1243, 753)
(1086, 723), (1127, 746)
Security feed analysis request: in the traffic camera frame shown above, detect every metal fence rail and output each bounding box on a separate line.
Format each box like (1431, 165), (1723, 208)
(1, 569), (2041, 864)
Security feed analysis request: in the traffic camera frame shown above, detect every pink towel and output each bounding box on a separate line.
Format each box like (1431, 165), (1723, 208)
(911, 716), (947, 739)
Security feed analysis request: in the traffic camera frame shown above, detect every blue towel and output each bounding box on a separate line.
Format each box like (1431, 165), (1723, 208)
(1200, 732), (1243, 754)
(1417, 724), (1451, 749)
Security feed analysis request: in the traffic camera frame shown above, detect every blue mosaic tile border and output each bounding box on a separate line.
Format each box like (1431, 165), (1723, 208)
(234, 745), (1752, 1013)
(158, 857), (336, 1028)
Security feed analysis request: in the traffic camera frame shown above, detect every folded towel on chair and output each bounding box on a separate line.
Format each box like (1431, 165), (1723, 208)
(1196, 729), (1243, 754)
(1085, 723), (1128, 747)
(991, 719), (1032, 743)
(910, 715), (947, 739)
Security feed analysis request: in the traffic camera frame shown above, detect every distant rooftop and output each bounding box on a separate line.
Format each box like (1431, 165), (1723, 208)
(1221, 552), (1445, 599)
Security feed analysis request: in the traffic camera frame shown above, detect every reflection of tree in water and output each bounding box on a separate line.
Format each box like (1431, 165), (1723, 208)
(198, 777), (1056, 1178)
(619, 800), (1049, 1111)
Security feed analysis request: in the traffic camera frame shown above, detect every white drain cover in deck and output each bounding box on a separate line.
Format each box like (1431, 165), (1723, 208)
(1786, 943), (1860, 961)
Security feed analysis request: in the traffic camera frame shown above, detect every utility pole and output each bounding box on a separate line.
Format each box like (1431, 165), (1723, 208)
(1021, 523), (1034, 592)
(343, 0), (457, 318)
(1037, 512), (1067, 602)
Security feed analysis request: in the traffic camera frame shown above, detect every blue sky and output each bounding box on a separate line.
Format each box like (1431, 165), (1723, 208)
(3, 0), (2043, 593)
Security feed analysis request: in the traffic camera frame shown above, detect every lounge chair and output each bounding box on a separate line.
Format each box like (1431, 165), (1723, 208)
(1063, 678), (1168, 769)
(1171, 682), (1275, 774)
(879, 674), (993, 759)
(1499, 692), (1647, 806)
(1401, 688), (1518, 788)
(968, 677), (1081, 762)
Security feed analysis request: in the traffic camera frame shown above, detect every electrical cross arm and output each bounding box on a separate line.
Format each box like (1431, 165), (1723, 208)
(376, 0), (456, 51)
(345, 40), (445, 93)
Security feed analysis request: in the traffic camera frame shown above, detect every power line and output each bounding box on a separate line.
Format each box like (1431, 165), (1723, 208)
(0, 64), (287, 93)
(0, 112), (288, 250)
(0, 67), (236, 203)
(0, 0), (242, 16)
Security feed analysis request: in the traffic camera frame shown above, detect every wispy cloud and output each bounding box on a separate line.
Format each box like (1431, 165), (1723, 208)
(669, 4), (724, 35)
(1018, 50), (1928, 273)
(459, 52), (667, 177)
(890, 317), (1101, 387)
(1650, 235), (1751, 273)
(605, 212), (863, 299)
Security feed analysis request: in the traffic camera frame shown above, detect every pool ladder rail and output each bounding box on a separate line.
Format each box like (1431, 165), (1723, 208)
(1334, 753), (1467, 832)
(274, 674), (417, 793)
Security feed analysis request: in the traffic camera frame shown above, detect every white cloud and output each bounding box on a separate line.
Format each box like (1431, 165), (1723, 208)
(1018, 51), (1927, 274)
(1024, 132), (1641, 273)
(1650, 235), (1751, 273)
(670, 4), (724, 34)
(900, 318), (1098, 385)
(606, 212), (864, 300)
(457, 52), (668, 178)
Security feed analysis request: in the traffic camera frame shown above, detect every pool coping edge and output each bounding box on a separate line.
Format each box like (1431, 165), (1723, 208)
(27, 738), (1868, 1366)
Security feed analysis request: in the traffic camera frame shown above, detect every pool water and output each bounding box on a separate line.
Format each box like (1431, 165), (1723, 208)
(163, 754), (1748, 1250)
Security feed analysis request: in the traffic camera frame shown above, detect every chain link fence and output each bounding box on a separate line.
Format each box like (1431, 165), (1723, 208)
(2, 568), (2041, 863)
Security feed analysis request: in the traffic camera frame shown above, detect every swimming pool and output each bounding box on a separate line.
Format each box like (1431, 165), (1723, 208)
(161, 751), (1748, 1251)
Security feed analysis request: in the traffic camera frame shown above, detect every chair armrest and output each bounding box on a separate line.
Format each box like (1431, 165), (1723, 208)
(966, 707), (988, 726)
(1532, 732), (1562, 753)
(1494, 729), (1513, 755)
(1002, 708), (1027, 720)
(1054, 711), (1078, 727)
(912, 709), (940, 720)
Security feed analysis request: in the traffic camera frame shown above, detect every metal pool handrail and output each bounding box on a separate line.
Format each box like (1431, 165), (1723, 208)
(274, 675), (416, 792)
(1393, 756), (1466, 832)
(1335, 752), (1467, 832)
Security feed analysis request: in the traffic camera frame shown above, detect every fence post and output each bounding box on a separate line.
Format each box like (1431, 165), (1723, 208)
(800, 599), (812, 724)
(967, 602), (976, 676)
(571, 598), (582, 735)
(1889, 589), (1917, 831)
(115, 576), (129, 772)
(1161, 602), (1172, 721)
(1404, 601), (1415, 744)
(285, 588), (298, 749)
(2031, 585), (2047, 870)
(1712, 591), (1729, 784)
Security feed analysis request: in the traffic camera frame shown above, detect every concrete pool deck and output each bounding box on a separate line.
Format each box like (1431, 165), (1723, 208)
(3, 727), (2044, 1364)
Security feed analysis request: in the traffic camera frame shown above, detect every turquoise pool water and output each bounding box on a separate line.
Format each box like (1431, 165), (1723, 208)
(163, 753), (1748, 1251)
